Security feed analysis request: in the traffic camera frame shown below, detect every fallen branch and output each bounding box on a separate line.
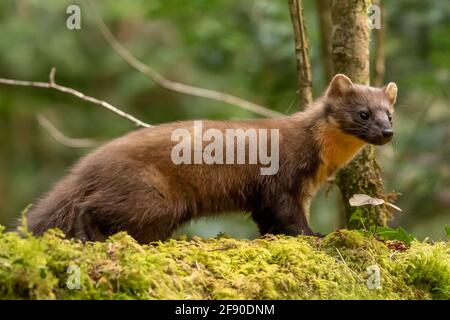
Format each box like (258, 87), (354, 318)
(0, 68), (151, 128)
(87, 0), (282, 119)
(37, 114), (98, 148)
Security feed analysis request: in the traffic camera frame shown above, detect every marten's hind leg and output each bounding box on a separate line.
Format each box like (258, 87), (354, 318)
(77, 186), (189, 244)
(74, 206), (106, 242)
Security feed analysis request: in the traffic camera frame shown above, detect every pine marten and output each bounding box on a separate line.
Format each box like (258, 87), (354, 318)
(26, 74), (397, 243)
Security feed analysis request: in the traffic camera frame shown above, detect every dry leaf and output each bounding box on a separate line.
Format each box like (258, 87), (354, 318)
(349, 194), (384, 206)
(349, 194), (402, 212)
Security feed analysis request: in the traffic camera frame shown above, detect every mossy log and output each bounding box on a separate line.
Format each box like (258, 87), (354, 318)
(0, 226), (448, 300)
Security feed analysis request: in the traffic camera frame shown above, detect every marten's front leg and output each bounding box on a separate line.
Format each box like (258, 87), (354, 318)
(252, 192), (318, 237)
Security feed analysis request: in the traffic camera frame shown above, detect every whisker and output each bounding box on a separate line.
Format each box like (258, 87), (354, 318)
(390, 137), (397, 151)
(343, 127), (378, 136)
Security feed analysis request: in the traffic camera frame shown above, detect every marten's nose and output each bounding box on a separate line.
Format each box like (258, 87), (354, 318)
(382, 129), (394, 138)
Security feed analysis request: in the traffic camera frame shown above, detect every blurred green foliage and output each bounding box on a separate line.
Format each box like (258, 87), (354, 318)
(0, 0), (449, 239)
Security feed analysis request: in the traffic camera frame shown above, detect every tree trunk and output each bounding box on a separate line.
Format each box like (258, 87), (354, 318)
(288, 0), (313, 109)
(331, 0), (393, 227)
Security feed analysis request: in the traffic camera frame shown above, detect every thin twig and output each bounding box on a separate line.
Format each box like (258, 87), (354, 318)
(389, 250), (399, 259)
(87, 0), (282, 119)
(207, 244), (236, 252)
(37, 114), (98, 148)
(335, 247), (364, 282)
(373, 0), (385, 87)
(288, 0), (313, 109)
(315, 0), (333, 83)
(0, 68), (151, 128)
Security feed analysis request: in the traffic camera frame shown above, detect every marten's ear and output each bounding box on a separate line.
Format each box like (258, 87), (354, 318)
(326, 74), (354, 98)
(383, 82), (398, 106)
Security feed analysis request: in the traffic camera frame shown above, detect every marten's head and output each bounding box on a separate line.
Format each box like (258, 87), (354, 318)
(323, 74), (397, 145)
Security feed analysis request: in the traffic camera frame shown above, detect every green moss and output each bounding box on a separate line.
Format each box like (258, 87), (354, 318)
(0, 226), (448, 300)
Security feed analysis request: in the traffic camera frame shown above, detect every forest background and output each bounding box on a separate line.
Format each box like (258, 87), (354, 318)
(0, 0), (449, 240)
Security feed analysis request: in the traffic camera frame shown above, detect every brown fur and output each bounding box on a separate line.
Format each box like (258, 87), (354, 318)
(26, 74), (397, 243)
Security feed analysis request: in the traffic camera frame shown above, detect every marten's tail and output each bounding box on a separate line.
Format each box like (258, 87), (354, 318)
(25, 176), (103, 241)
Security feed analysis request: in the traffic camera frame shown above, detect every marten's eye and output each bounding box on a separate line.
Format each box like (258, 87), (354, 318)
(387, 113), (393, 122)
(359, 111), (370, 120)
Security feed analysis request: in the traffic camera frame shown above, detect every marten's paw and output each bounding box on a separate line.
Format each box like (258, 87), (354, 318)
(313, 232), (325, 238)
(300, 229), (324, 238)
